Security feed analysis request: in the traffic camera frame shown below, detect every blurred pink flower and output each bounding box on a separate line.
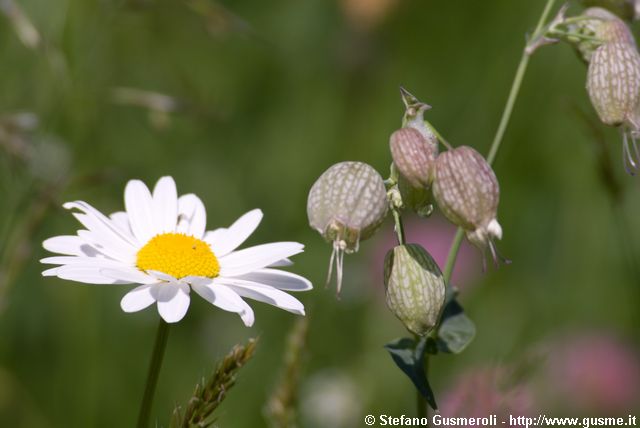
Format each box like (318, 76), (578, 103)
(340, 0), (398, 30)
(545, 331), (640, 413)
(440, 366), (535, 424)
(369, 214), (481, 291)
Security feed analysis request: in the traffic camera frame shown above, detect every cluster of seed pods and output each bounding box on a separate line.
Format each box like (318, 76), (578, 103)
(306, 92), (506, 335)
(390, 121), (506, 268)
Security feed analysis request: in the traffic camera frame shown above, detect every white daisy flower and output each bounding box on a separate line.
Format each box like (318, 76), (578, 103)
(41, 176), (312, 325)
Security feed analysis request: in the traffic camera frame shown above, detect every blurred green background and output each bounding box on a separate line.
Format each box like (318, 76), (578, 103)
(0, 0), (639, 426)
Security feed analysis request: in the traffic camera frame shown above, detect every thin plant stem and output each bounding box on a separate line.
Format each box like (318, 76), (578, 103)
(432, 1), (557, 418)
(426, 120), (453, 150)
(487, 0), (556, 164)
(396, 3), (556, 417)
(443, 229), (465, 283)
(137, 320), (171, 428)
(391, 207), (406, 245)
(448, 0), (557, 277)
(547, 30), (602, 44)
(391, 202), (429, 420)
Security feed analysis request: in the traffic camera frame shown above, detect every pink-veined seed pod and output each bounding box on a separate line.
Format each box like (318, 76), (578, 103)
(432, 146), (506, 266)
(585, 14), (640, 173)
(307, 161), (388, 293)
(384, 244), (445, 336)
(587, 40), (640, 126)
(389, 127), (437, 189)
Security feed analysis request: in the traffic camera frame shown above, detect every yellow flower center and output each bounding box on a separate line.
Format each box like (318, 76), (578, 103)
(136, 233), (219, 279)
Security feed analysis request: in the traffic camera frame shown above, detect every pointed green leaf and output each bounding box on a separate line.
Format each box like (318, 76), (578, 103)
(384, 337), (438, 410)
(436, 299), (476, 354)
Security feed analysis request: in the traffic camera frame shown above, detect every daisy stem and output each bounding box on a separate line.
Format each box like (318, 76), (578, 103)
(137, 319), (171, 428)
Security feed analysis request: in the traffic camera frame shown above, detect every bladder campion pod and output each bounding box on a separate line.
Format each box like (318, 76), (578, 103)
(389, 128), (435, 216)
(585, 8), (640, 172)
(432, 146), (506, 266)
(384, 244), (445, 336)
(389, 127), (437, 188)
(307, 161), (388, 293)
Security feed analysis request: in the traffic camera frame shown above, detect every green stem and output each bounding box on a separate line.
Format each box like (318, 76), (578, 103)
(548, 30), (603, 44)
(487, 0), (556, 165)
(389, 192), (429, 420)
(390, 199), (428, 419)
(391, 208), (406, 245)
(448, 0), (557, 275)
(443, 229), (465, 283)
(561, 15), (605, 26)
(425, 120), (453, 150)
(434, 4), (557, 413)
(137, 320), (171, 428)
(401, 3), (556, 414)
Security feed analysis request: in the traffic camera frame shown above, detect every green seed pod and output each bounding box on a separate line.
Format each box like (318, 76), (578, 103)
(432, 146), (505, 263)
(587, 27), (640, 127)
(307, 161), (388, 292)
(384, 244), (445, 336)
(581, 8), (640, 173)
(389, 127), (437, 188)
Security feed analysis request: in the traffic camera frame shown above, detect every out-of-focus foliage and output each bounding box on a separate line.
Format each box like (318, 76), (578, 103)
(0, 1), (638, 427)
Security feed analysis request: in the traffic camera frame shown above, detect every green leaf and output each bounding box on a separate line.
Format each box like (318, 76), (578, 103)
(436, 299), (476, 354)
(384, 337), (438, 410)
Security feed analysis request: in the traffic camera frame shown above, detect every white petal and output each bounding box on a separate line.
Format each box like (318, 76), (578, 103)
(63, 203), (137, 263)
(42, 235), (100, 257)
(54, 265), (125, 284)
(192, 281), (256, 326)
(218, 242), (304, 277)
(64, 201), (138, 247)
(203, 227), (226, 246)
(76, 229), (135, 263)
(124, 180), (156, 243)
(40, 256), (128, 268)
(153, 176), (178, 234)
(147, 270), (177, 282)
(192, 281), (246, 313)
(109, 211), (132, 234)
(101, 268), (155, 284)
(220, 279), (305, 315)
(180, 276), (211, 286)
(121, 284), (156, 312)
(205, 209), (263, 257)
(236, 269), (313, 291)
(239, 305), (255, 327)
(152, 282), (190, 323)
(177, 194), (206, 238)
(269, 258), (293, 267)
(42, 267), (59, 276)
